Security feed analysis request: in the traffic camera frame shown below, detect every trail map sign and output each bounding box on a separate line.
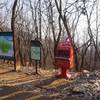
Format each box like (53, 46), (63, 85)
(31, 40), (41, 61)
(31, 40), (41, 74)
(0, 32), (14, 60)
(31, 47), (40, 60)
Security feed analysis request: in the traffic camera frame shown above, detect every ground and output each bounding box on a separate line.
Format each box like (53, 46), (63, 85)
(0, 63), (69, 100)
(0, 62), (100, 100)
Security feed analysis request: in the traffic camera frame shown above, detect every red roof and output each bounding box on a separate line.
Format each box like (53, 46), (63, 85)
(57, 38), (72, 50)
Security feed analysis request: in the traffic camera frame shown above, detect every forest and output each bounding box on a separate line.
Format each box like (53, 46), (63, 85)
(0, 0), (100, 100)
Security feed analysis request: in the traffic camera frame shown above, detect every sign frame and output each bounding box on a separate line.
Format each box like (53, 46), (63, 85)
(31, 40), (41, 61)
(0, 32), (15, 61)
(30, 40), (42, 74)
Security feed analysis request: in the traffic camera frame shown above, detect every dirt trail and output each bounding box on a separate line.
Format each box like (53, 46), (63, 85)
(0, 65), (100, 100)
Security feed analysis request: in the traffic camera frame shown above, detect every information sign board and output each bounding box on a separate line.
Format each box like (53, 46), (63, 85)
(31, 40), (41, 61)
(0, 32), (14, 60)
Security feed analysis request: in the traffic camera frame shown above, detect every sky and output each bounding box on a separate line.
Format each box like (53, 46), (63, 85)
(0, 0), (100, 45)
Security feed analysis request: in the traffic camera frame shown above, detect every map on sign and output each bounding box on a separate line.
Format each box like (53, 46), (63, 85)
(0, 34), (14, 59)
(31, 46), (40, 60)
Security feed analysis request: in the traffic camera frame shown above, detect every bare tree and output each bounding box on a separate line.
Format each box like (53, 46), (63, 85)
(11, 0), (21, 71)
(55, 0), (80, 70)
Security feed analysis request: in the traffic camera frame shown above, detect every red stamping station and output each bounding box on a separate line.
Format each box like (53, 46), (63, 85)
(55, 38), (74, 78)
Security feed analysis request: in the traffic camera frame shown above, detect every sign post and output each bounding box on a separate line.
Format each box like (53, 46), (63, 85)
(31, 40), (41, 74)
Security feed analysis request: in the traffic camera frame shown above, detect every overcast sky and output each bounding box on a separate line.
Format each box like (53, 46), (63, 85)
(0, 0), (100, 45)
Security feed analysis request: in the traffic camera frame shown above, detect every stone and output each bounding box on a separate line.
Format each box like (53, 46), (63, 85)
(72, 85), (85, 93)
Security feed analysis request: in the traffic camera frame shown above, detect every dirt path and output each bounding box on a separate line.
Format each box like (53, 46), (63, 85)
(0, 65), (100, 100)
(0, 66), (67, 100)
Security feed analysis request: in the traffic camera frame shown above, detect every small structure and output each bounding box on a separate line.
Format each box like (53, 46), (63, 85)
(0, 32), (16, 71)
(55, 38), (74, 78)
(0, 32), (15, 60)
(31, 40), (42, 74)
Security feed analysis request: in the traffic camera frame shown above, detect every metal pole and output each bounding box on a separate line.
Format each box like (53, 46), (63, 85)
(35, 60), (38, 74)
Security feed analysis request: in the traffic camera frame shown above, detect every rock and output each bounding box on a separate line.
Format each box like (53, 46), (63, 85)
(61, 70), (100, 99)
(67, 72), (79, 79)
(0, 88), (3, 91)
(72, 86), (85, 93)
(82, 70), (90, 74)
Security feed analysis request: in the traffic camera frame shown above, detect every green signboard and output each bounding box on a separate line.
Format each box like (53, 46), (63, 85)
(31, 40), (41, 74)
(31, 46), (40, 60)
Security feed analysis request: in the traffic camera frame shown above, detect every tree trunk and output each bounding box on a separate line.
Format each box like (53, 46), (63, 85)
(11, 0), (21, 71)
